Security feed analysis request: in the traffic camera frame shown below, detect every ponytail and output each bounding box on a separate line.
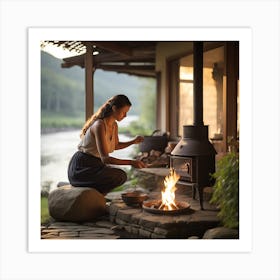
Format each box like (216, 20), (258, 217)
(80, 94), (131, 138)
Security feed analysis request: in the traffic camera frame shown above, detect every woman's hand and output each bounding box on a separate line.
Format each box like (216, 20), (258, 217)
(133, 135), (144, 144)
(131, 160), (147, 169)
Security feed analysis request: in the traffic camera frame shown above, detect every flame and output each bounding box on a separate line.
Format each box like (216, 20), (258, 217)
(159, 168), (180, 210)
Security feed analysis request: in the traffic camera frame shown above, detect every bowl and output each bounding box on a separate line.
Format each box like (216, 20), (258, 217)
(121, 191), (149, 206)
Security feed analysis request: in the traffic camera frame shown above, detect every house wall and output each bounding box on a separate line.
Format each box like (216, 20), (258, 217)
(155, 42), (193, 132)
(155, 42), (239, 154)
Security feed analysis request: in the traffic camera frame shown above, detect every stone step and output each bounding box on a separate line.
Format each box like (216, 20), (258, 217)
(108, 192), (221, 239)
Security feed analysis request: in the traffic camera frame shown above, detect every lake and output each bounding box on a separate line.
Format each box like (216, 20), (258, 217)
(41, 116), (138, 191)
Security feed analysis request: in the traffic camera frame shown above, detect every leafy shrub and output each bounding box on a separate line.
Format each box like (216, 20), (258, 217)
(210, 152), (239, 229)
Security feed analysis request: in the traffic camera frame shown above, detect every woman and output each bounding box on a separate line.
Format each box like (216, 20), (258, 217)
(68, 94), (146, 195)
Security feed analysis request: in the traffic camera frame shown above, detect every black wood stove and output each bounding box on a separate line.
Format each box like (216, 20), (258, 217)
(170, 42), (217, 210)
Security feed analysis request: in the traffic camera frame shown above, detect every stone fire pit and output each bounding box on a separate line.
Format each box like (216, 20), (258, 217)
(142, 199), (191, 215)
(109, 192), (220, 239)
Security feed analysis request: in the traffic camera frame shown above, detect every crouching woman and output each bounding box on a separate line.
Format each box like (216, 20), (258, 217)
(67, 94), (146, 196)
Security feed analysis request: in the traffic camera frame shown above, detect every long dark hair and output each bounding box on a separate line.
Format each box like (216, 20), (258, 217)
(80, 94), (132, 138)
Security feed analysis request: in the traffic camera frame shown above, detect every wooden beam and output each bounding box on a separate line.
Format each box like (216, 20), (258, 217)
(94, 54), (155, 64)
(98, 64), (155, 72)
(117, 71), (156, 78)
(61, 62), (84, 68)
(96, 67), (156, 78)
(91, 42), (133, 57)
(62, 53), (155, 69)
(62, 53), (85, 63)
(84, 43), (94, 121)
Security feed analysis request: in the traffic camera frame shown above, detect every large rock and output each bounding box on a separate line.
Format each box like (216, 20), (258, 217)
(202, 227), (239, 239)
(48, 185), (106, 222)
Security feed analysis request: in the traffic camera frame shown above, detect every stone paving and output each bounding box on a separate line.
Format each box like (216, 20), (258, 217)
(41, 216), (138, 239)
(41, 186), (220, 239)
(41, 168), (223, 240)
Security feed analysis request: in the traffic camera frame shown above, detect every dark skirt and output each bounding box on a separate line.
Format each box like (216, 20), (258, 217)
(67, 151), (127, 195)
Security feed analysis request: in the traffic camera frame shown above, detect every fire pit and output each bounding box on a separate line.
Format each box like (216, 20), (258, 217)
(142, 168), (191, 215)
(143, 199), (190, 215)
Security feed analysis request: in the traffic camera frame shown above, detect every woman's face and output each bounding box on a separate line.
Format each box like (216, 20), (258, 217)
(113, 105), (131, 122)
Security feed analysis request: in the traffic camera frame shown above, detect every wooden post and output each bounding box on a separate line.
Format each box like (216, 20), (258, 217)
(156, 71), (162, 130)
(222, 42), (239, 152)
(84, 42), (94, 121)
(167, 60), (179, 137)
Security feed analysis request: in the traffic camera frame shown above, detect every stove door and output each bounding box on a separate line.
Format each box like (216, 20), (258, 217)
(170, 156), (195, 182)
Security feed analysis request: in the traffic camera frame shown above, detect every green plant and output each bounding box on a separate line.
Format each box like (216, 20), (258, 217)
(41, 196), (51, 224)
(210, 152), (239, 229)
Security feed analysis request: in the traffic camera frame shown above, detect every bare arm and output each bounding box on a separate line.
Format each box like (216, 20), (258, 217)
(91, 120), (146, 168)
(114, 124), (144, 150)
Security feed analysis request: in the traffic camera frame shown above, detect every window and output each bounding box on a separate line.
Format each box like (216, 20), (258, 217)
(178, 46), (224, 139)
(178, 55), (193, 136)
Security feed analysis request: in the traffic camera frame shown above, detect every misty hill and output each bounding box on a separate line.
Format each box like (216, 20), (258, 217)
(41, 50), (154, 118)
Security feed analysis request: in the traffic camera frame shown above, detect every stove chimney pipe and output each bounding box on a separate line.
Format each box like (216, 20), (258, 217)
(171, 41), (217, 210)
(193, 41), (204, 126)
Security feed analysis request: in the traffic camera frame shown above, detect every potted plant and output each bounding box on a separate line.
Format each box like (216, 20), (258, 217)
(210, 151), (239, 229)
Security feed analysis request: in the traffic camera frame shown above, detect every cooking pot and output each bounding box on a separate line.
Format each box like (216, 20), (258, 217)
(139, 130), (168, 153)
(121, 191), (149, 206)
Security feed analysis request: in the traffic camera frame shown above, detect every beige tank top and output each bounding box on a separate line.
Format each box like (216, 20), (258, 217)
(78, 119), (116, 158)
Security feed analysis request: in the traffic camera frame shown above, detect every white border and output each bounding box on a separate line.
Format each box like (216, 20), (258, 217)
(28, 27), (252, 253)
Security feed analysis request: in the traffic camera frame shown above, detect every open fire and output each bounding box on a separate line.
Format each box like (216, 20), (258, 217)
(159, 168), (180, 210)
(142, 168), (191, 215)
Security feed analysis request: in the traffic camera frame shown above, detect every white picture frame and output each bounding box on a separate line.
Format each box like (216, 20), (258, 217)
(1, 1), (279, 279)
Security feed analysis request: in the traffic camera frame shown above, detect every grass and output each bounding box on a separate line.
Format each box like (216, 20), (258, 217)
(41, 196), (51, 225)
(41, 111), (154, 136)
(41, 111), (84, 129)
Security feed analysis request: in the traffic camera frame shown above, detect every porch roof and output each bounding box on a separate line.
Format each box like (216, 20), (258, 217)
(41, 41), (157, 77)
